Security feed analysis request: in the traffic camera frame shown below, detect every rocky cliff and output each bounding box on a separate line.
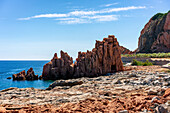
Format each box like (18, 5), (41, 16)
(137, 11), (170, 53)
(42, 35), (124, 80)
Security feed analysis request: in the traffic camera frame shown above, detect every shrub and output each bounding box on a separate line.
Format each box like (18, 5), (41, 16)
(151, 10), (169, 20)
(132, 59), (153, 66)
(132, 59), (143, 66)
(122, 52), (170, 58)
(143, 60), (153, 66)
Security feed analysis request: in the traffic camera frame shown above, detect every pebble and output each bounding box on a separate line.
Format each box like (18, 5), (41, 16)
(151, 96), (160, 103)
(165, 100), (170, 106)
(148, 90), (158, 95)
(119, 110), (128, 113)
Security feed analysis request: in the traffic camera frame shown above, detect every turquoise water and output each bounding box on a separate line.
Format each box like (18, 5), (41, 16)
(0, 61), (54, 90)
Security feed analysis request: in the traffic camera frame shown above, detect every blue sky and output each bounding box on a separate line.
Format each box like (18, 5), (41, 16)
(0, 0), (169, 60)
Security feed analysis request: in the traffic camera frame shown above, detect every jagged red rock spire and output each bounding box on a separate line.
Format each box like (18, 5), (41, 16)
(42, 35), (124, 80)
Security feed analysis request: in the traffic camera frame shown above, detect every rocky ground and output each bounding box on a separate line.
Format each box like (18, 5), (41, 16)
(0, 66), (170, 113)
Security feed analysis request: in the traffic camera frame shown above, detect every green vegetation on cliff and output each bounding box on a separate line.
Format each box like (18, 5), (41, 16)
(151, 10), (170, 20)
(122, 52), (170, 58)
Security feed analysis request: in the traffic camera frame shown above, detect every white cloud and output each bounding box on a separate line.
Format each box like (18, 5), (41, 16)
(33, 14), (68, 18)
(100, 6), (146, 13)
(68, 6), (146, 16)
(18, 6), (146, 21)
(92, 15), (118, 21)
(68, 10), (98, 16)
(18, 17), (31, 20)
(82, 15), (118, 22)
(58, 15), (118, 24)
(18, 14), (68, 20)
(55, 18), (76, 21)
(59, 18), (91, 24)
(101, 3), (119, 7)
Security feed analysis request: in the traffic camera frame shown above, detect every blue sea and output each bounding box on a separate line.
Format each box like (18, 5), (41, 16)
(0, 61), (54, 90)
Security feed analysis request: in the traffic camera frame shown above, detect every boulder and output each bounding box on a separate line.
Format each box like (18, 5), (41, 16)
(137, 11), (170, 53)
(46, 80), (83, 90)
(42, 35), (124, 80)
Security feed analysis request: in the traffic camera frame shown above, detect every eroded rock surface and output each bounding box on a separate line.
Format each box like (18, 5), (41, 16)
(1, 66), (169, 112)
(42, 35), (124, 80)
(12, 68), (38, 80)
(137, 11), (170, 53)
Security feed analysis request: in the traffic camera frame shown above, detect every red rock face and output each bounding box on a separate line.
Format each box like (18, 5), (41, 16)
(137, 11), (170, 53)
(42, 35), (124, 80)
(119, 46), (133, 54)
(12, 68), (38, 80)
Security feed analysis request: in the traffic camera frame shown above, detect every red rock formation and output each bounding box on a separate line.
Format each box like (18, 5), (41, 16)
(26, 67), (38, 80)
(42, 35), (124, 80)
(137, 11), (170, 53)
(119, 46), (133, 54)
(12, 68), (38, 80)
(13, 70), (26, 80)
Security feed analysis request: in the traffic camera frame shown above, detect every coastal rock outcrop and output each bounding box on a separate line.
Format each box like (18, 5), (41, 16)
(137, 11), (170, 53)
(12, 68), (38, 80)
(42, 35), (124, 80)
(26, 68), (38, 80)
(13, 70), (26, 80)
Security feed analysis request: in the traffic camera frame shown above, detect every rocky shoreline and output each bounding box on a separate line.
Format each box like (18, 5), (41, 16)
(0, 66), (169, 112)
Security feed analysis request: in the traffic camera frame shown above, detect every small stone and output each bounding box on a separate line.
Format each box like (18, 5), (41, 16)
(119, 110), (128, 113)
(112, 96), (117, 99)
(115, 80), (122, 84)
(151, 96), (160, 103)
(163, 82), (170, 86)
(142, 109), (148, 113)
(142, 80), (148, 85)
(154, 80), (162, 85)
(148, 90), (157, 95)
(165, 101), (170, 106)
(128, 74), (137, 78)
